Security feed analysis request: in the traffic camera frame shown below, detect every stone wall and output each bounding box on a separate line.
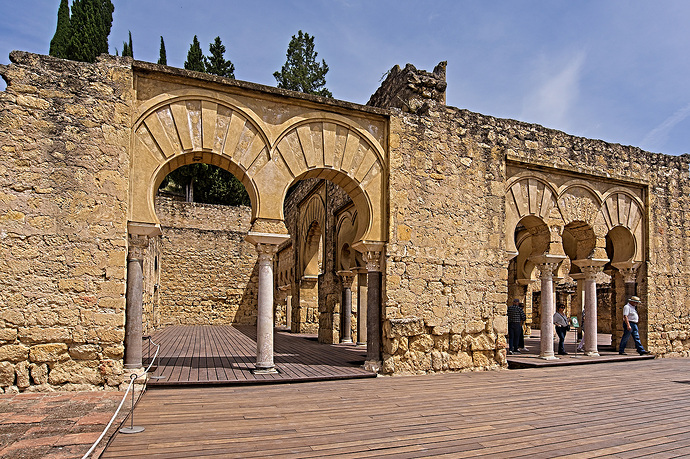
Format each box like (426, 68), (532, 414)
(0, 52), (133, 392)
(153, 197), (257, 326)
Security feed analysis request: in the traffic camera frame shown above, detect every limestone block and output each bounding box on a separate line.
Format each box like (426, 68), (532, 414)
(470, 333), (496, 351)
(96, 328), (125, 343)
(493, 316), (508, 335)
(0, 362), (15, 386)
(0, 344), (29, 362)
(19, 327), (71, 345)
(1, 309), (25, 326)
(449, 334), (463, 352)
(383, 337), (399, 355)
(30, 343), (69, 363)
(431, 350), (443, 371)
(0, 328), (18, 343)
(409, 334), (434, 353)
(15, 361), (29, 389)
(384, 317), (425, 338)
(94, 313), (125, 327)
(446, 351), (473, 370)
(48, 360), (104, 386)
(465, 320), (485, 334)
(472, 350), (495, 368)
(433, 334), (449, 351)
(69, 344), (99, 360)
(30, 363), (48, 385)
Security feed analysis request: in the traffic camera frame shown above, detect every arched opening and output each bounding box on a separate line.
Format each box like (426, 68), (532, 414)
(145, 158), (256, 332)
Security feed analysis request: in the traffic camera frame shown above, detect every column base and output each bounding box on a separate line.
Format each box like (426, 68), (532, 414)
(585, 351), (600, 356)
(356, 342), (366, 346)
(252, 367), (279, 375)
(340, 338), (353, 344)
(539, 355), (559, 360)
(364, 360), (381, 372)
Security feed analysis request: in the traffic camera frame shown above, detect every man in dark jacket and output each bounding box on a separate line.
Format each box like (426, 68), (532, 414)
(507, 298), (526, 354)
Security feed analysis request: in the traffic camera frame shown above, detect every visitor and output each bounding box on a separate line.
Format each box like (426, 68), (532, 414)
(619, 296), (651, 355)
(553, 304), (569, 355)
(507, 298), (526, 355)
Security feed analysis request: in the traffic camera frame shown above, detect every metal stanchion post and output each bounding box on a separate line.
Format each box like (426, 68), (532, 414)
(119, 374), (145, 434)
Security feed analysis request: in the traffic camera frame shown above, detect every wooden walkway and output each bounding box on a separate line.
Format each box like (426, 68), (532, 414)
(144, 325), (374, 386)
(103, 357), (690, 458)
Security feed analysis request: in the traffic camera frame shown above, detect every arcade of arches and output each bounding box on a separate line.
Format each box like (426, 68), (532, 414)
(2, 52), (690, 392)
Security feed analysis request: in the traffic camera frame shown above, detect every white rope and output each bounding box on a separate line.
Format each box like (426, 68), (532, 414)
(81, 337), (161, 459)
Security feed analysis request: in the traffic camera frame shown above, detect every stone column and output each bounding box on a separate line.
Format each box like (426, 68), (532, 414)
(124, 234), (147, 370)
(574, 259), (608, 356)
(612, 261), (641, 349)
(517, 279), (536, 336)
(246, 231), (290, 374)
(337, 270), (355, 343)
(613, 262), (640, 299)
(355, 268), (368, 345)
(530, 255), (565, 360)
(124, 223), (161, 370)
(285, 295), (292, 330)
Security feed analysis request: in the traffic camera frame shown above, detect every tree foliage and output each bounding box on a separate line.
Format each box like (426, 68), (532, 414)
(160, 164), (250, 206)
(65, 0), (114, 63)
(205, 36), (235, 78)
(184, 35), (205, 72)
(122, 31), (133, 58)
(49, 0), (71, 59)
(274, 30), (332, 98)
(158, 36), (167, 65)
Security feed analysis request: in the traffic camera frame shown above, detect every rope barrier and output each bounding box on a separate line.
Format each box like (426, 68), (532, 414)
(80, 336), (161, 459)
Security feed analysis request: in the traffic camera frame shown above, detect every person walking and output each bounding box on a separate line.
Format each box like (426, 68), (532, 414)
(507, 299), (526, 355)
(619, 296), (651, 355)
(553, 304), (569, 355)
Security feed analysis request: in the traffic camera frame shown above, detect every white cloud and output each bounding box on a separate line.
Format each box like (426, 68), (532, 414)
(640, 102), (690, 153)
(521, 50), (587, 130)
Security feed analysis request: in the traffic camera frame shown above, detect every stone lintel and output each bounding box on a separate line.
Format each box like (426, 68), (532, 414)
(127, 221), (162, 237)
(246, 231), (291, 247)
(573, 258), (609, 269)
(529, 254), (566, 266)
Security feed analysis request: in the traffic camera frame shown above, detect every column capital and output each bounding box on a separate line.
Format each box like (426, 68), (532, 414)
(530, 254), (565, 279)
(612, 261), (641, 283)
(127, 233), (150, 261)
(573, 258), (608, 280)
(337, 270), (355, 288)
(352, 240), (385, 272)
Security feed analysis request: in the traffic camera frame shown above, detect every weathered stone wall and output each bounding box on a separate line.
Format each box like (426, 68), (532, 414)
(383, 105), (508, 374)
(153, 197), (257, 326)
(0, 52), (133, 392)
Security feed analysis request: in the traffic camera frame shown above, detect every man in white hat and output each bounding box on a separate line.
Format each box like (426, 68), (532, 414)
(619, 296), (651, 355)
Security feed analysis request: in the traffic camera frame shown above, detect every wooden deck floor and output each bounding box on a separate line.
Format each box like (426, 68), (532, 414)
(104, 357), (690, 458)
(144, 325), (374, 386)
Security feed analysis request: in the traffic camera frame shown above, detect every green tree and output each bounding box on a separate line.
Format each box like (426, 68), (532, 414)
(161, 164), (250, 206)
(122, 31), (133, 58)
(158, 36), (167, 65)
(184, 35), (205, 72)
(49, 0), (71, 59)
(274, 30), (332, 98)
(65, 0), (114, 63)
(205, 36), (235, 78)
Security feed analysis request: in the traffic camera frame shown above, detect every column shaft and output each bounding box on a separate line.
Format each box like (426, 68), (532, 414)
(582, 266), (602, 356)
(538, 263), (557, 359)
(366, 270), (381, 363)
(357, 272), (368, 345)
(124, 257), (144, 369)
(255, 244), (277, 371)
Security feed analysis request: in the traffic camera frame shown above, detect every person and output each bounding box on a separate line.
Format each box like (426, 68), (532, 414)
(518, 302), (529, 352)
(619, 296), (651, 355)
(507, 298), (526, 355)
(553, 304), (569, 355)
(577, 308), (585, 352)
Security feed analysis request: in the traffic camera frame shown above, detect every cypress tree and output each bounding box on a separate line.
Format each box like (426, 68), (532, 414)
(122, 31), (133, 58)
(184, 35), (205, 72)
(158, 36), (167, 65)
(49, 0), (71, 59)
(274, 30), (332, 98)
(205, 36), (235, 78)
(66, 0), (114, 63)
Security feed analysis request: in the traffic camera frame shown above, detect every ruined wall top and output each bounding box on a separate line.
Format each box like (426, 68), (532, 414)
(367, 61), (447, 114)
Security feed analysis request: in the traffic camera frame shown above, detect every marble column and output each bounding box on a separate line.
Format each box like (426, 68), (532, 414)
(124, 234), (148, 370)
(246, 231), (290, 374)
(574, 259), (608, 356)
(285, 295), (292, 330)
(337, 270), (355, 343)
(355, 268), (368, 345)
(530, 255), (565, 360)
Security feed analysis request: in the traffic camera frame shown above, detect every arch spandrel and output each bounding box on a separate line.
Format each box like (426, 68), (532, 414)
(557, 185), (601, 230)
(600, 191), (645, 262)
(505, 177), (560, 254)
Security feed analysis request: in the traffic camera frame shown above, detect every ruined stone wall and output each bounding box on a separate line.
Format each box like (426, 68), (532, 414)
(0, 52), (133, 392)
(384, 104), (508, 375)
(154, 197), (257, 326)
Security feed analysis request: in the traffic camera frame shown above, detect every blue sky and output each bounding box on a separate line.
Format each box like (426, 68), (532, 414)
(2, 1), (690, 155)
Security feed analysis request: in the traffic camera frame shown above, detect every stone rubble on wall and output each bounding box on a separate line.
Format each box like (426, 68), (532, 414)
(368, 61), (447, 114)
